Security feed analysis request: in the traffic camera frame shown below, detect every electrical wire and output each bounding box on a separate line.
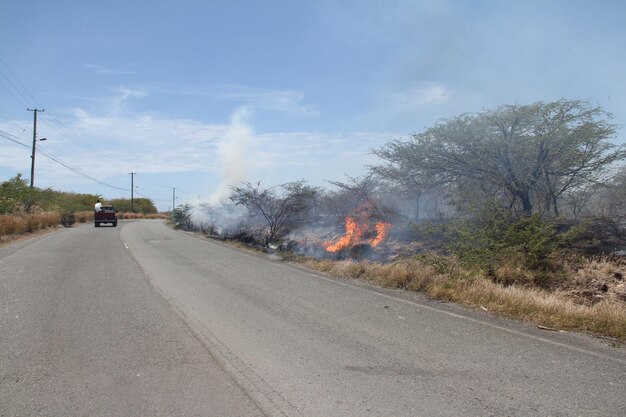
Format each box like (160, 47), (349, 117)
(0, 56), (42, 108)
(0, 129), (30, 148)
(0, 56), (113, 163)
(1, 131), (165, 203)
(1, 129), (127, 192)
(0, 58), (166, 204)
(0, 77), (31, 109)
(0, 103), (15, 120)
(40, 113), (115, 163)
(136, 175), (174, 189)
(36, 146), (128, 191)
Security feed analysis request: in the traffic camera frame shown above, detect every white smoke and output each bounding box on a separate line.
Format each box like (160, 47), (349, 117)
(209, 106), (254, 204)
(192, 200), (250, 236)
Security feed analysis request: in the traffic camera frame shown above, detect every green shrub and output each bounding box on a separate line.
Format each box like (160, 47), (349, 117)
(428, 204), (581, 284)
(171, 204), (194, 230)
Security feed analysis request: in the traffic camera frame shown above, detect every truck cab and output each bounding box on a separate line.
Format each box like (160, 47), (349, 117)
(94, 205), (118, 227)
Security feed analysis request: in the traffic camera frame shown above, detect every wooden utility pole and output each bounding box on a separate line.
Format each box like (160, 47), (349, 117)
(172, 187), (176, 211)
(27, 108), (44, 188)
(129, 172), (136, 212)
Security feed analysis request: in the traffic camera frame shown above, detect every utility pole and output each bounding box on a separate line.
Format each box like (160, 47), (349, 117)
(172, 187), (176, 212)
(27, 108), (44, 188)
(129, 172), (136, 212)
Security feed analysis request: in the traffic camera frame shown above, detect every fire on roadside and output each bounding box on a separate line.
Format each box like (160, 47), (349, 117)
(323, 216), (391, 253)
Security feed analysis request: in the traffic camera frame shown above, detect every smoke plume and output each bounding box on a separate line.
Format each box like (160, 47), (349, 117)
(209, 107), (254, 204)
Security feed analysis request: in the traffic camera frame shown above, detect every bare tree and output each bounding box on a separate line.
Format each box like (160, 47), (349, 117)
(562, 183), (599, 220)
(230, 180), (318, 245)
(326, 174), (388, 218)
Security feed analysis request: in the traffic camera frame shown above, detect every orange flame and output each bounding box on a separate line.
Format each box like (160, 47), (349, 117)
(371, 221), (392, 247)
(323, 216), (391, 253)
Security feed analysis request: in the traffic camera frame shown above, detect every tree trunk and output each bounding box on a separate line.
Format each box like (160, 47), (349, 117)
(520, 192), (533, 216)
(414, 192), (421, 222)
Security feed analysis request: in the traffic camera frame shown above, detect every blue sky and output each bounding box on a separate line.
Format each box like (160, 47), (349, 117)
(1, 0), (625, 211)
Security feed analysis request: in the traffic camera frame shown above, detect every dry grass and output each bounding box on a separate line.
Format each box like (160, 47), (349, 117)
(0, 212), (60, 237)
(74, 211), (94, 223)
(292, 255), (626, 340)
(117, 212), (145, 219)
(145, 213), (168, 219)
(116, 212), (167, 219)
(74, 211), (167, 222)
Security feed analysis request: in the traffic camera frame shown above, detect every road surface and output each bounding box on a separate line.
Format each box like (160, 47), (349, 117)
(1, 220), (625, 416)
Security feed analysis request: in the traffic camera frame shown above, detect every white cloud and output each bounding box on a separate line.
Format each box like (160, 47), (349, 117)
(83, 63), (135, 75)
(153, 83), (318, 116)
(387, 82), (453, 107)
(212, 85), (318, 115)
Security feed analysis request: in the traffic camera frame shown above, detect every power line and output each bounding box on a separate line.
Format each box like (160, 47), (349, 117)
(36, 147), (127, 191)
(0, 128), (127, 192)
(0, 58), (164, 204)
(0, 56), (41, 108)
(0, 57), (113, 164)
(1, 131), (163, 202)
(0, 71), (35, 108)
(137, 175), (174, 189)
(0, 103), (14, 120)
(0, 129), (30, 148)
(133, 189), (169, 202)
(40, 113), (115, 163)
(0, 77), (31, 109)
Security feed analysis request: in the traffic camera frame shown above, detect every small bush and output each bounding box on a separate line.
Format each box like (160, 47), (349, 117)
(171, 204), (194, 230)
(60, 212), (76, 227)
(427, 205), (581, 285)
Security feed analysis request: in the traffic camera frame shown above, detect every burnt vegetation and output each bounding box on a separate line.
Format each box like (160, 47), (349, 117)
(178, 100), (626, 337)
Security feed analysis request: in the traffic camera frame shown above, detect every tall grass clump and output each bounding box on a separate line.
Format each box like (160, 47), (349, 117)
(0, 212), (60, 236)
(74, 211), (94, 223)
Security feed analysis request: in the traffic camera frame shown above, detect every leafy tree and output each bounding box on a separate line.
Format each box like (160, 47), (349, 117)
(0, 173), (98, 214)
(0, 174), (34, 213)
(171, 203), (194, 230)
(230, 180), (318, 245)
(110, 198), (157, 214)
(372, 100), (624, 217)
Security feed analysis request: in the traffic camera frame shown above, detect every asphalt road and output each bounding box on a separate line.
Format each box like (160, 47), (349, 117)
(2, 220), (625, 416)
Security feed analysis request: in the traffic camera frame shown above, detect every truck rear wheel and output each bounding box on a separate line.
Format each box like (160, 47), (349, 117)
(94, 222), (100, 227)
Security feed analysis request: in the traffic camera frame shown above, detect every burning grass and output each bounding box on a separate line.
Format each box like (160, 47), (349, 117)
(286, 253), (626, 341)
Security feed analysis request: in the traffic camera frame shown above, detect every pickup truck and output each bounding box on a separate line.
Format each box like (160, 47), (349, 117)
(94, 205), (118, 227)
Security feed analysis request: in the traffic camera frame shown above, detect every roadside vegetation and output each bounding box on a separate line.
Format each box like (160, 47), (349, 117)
(174, 100), (626, 340)
(0, 173), (162, 241)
